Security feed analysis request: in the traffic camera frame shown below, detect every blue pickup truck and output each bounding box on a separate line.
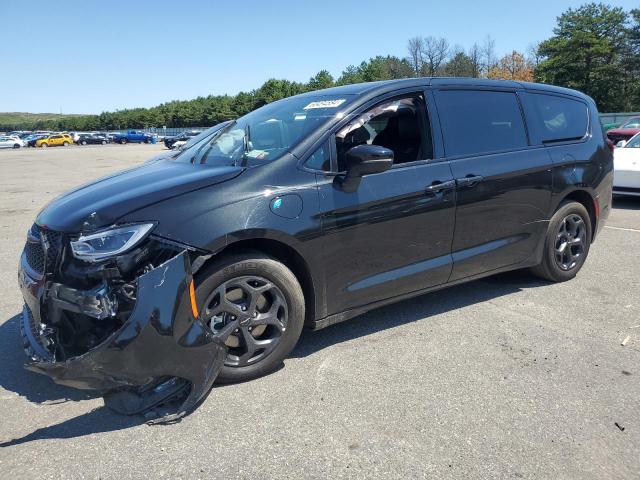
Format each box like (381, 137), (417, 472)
(111, 130), (153, 144)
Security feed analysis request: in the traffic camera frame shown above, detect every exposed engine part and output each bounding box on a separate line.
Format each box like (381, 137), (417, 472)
(49, 282), (118, 320)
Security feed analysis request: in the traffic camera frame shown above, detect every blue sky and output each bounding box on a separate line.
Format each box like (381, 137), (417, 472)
(1, 0), (637, 114)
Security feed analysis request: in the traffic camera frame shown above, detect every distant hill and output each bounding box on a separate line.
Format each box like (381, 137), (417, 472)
(0, 112), (93, 132)
(0, 112), (86, 126)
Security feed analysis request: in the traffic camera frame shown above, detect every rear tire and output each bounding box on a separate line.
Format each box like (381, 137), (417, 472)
(531, 201), (592, 282)
(63, 141), (69, 146)
(13, 144), (20, 149)
(195, 251), (305, 384)
(120, 139), (127, 144)
(41, 143), (48, 148)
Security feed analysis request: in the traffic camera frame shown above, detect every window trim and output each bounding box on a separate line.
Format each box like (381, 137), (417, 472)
(432, 87), (532, 160)
(521, 90), (599, 148)
(299, 88), (436, 175)
(527, 91), (591, 146)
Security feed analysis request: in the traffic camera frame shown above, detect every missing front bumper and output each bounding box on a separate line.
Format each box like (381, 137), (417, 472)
(21, 251), (226, 423)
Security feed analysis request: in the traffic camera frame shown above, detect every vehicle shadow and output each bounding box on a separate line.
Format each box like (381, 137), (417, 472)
(0, 407), (139, 448)
(291, 269), (548, 358)
(612, 196), (640, 210)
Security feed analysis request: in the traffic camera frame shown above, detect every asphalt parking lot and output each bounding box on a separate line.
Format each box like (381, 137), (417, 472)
(0, 144), (638, 479)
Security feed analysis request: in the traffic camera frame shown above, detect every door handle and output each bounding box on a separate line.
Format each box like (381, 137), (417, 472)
(456, 175), (484, 188)
(425, 179), (456, 194)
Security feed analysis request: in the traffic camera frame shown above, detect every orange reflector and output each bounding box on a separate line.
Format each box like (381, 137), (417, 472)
(189, 280), (199, 319)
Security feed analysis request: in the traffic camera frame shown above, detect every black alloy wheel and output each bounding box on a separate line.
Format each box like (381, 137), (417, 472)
(203, 275), (288, 367)
(531, 201), (592, 282)
(194, 252), (305, 383)
(554, 214), (587, 271)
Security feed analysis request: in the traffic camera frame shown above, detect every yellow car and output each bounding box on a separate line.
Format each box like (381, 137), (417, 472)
(36, 134), (73, 148)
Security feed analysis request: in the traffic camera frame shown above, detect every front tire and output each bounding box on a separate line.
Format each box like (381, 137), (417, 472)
(531, 201), (592, 282)
(120, 138), (127, 144)
(13, 143), (20, 149)
(41, 143), (48, 148)
(63, 141), (69, 146)
(195, 252), (305, 383)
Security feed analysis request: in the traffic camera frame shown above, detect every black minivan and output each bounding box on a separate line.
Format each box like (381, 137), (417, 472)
(19, 78), (613, 420)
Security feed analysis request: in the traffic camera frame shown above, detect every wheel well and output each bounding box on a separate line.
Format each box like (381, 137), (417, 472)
(211, 239), (316, 324)
(562, 190), (596, 241)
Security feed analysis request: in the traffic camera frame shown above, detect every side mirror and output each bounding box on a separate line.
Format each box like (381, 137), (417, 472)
(344, 144), (394, 179)
(336, 145), (393, 193)
(616, 140), (627, 148)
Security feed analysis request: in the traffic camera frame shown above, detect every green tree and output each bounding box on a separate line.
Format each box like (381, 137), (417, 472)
(535, 3), (630, 111)
(307, 70), (334, 90)
(441, 51), (476, 77)
(623, 9), (640, 109)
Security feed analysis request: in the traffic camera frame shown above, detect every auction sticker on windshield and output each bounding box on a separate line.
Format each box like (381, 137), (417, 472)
(304, 99), (346, 110)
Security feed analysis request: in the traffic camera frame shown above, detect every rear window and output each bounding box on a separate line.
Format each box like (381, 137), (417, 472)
(530, 93), (589, 143)
(435, 90), (528, 157)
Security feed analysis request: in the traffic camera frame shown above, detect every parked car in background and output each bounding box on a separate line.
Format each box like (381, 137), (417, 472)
(613, 132), (640, 197)
(35, 134), (73, 148)
(163, 130), (203, 149)
(146, 122), (233, 164)
(76, 133), (109, 145)
(0, 135), (24, 148)
(607, 116), (640, 144)
(111, 130), (152, 144)
(24, 133), (50, 147)
(602, 122), (620, 131)
(7, 131), (30, 138)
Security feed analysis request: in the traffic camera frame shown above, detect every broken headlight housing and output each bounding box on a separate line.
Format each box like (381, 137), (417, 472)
(70, 223), (155, 262)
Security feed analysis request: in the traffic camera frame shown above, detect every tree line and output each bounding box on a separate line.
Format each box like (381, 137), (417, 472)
(3, 2), (638, 132)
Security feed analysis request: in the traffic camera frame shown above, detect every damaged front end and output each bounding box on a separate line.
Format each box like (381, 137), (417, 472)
(18, 224), (225, 423)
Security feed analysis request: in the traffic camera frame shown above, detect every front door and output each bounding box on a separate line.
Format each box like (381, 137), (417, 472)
(433, 88), (552, 281)
(317, 93), (456, 315)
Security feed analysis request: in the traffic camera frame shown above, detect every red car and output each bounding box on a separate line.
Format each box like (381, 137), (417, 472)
(607, 116), (640, 145)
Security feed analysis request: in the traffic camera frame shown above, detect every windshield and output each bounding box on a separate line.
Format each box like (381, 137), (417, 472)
(625, 134), (640, 148)
(622, 117), (640, 129)
(179, 94), (354, 167)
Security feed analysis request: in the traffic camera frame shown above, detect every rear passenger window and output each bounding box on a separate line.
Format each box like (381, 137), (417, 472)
(435, 90), (528, 157)
(530, 94), (589, 143)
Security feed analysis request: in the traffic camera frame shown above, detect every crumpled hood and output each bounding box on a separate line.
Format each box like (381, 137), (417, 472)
(36, 159), (243, 232)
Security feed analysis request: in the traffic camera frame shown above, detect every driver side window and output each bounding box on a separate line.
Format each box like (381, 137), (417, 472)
(335, 94), (432, 171)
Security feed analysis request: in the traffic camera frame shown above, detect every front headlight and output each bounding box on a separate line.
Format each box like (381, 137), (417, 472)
(70, 223), (155, 262)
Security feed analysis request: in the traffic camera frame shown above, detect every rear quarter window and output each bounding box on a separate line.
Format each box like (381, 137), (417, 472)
(529, 93), (589, 143)
(434, 90), (528, 157)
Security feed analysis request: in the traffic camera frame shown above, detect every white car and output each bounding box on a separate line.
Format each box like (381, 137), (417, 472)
(614, 133), (640, 197)
(171, 139), (188, 150)
(0, 135), (24, 149)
